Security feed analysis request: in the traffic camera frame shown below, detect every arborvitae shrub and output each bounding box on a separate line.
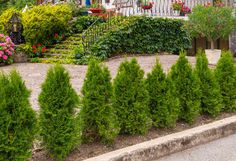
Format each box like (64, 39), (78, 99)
(0, 70), (37, 161)
(146, 60), (179, 128)
(215, 51), (236, 111)
(81, 60), (119, 143)
(39, 65), (81, 161)
(170, 52), (201, 124)
(113, 58), (152, 135)
(195, 51), (222, 116)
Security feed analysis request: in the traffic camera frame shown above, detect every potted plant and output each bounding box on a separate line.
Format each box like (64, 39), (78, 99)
(89, 3), (104, 13)
(14, 44), (30, 63)
(172, 0), (183, 16)
(0, 34), (14, 65)
(187, 5), (235, 64)
(141, 0), (154, 10)
(180, 5), (191, 16)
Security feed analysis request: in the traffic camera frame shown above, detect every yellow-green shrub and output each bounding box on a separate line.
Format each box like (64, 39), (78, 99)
(22, 4), (72, 45)
(0, 8), (20, 34)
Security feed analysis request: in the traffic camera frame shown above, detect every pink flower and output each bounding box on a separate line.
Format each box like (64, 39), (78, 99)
(6, 50), (12, 55)
(0, 51), (3, 57)
(2, 55), (8, 60)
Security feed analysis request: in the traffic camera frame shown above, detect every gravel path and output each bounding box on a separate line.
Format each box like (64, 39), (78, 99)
(0, 55), (196, 110)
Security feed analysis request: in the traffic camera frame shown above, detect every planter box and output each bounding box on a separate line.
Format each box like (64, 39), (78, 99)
(14, 52), (28, 63)
(205, 49), (221, 65)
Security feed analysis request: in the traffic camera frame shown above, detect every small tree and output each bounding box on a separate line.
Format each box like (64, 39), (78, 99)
(187, 5), (235, 50)
(81, 60), (119, 143)
(113, 58), (152, 135)
(170, 52), (201, 124)
(215, 51), (236, 111)
(0, 70), (37, 161)
(39, 65), (81, 161)
(195, 51), (222, 116)
(146, 60), (179, 128)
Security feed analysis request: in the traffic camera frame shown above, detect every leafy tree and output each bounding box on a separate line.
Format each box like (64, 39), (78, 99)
(81, 60), (119, 143)
(0, 70), (37, 161)
(195, 51), (222, 116)
(39, 65), (81, 161)
(215, 51), (236, 111)
(170, 52), (201, 124)
(113, 58), (152, 135)
(146, 60), (179, 128)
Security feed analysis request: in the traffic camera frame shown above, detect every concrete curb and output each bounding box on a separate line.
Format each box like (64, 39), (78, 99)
(84, 115), (236, 161)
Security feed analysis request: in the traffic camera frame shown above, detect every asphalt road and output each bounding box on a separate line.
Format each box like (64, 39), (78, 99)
(156, 134), (236, 161)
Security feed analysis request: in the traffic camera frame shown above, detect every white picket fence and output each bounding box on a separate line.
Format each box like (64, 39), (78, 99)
(109, 0), (213, 16)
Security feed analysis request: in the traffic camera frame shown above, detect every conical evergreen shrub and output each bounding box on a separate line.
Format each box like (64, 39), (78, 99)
(195, 51), (222, 116)
(39, 65), (81, 161)
(215, 51), (236, 111)
(81, 60), (119, 143)
(170, 52), (201, 124)
(146, 60), (179, 128)
(0, 70), (37, 161)
(113, 58), (152, 135)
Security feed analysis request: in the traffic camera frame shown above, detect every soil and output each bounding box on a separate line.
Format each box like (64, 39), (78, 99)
(29, 112), (236, 161)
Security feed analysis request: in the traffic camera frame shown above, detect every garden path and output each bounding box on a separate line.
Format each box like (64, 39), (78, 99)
(0, 55), (195, 110)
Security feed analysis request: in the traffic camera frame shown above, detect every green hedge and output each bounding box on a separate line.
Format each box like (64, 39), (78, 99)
(91, 16), (192, 60)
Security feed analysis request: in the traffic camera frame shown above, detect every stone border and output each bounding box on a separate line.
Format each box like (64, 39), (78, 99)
(84, 115), (236, 161)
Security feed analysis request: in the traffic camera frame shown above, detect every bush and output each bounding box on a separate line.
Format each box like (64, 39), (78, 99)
(0, 34), (15, 64)
(215, 51), (236, 111)
(0, 8), (20, 34)
(170, 52), (201, 124)
(146, 60), (179, 128)
(22, 4), (72, 45)
(113, 58), (152, 134)
(81, 60), (119, 143)
(187, 5), (235, 50)
(71, 15), (104, 33)
(39, 65), (81, 160)
(0, 70), (37, 161)
(195, 51), (222, 116)
(91, 16), (191, 59)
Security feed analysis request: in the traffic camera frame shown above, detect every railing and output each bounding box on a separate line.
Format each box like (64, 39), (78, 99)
(82, 12), (123, 53)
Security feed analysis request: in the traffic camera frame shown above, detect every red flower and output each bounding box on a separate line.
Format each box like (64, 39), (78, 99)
(32, 45), (36, 49)
(54, 33), (59, 38)
(37, 43), (41, 47)
(33, 49), (37, 53)
(41, 47), (46, 53)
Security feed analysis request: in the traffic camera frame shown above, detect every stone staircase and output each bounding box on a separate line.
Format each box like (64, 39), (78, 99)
(29, 34), (83, 64)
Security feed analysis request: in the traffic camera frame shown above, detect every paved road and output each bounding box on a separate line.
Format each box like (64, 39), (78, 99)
(157, 134), (236, 161)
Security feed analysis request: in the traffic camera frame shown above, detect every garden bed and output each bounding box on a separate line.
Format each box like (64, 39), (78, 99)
(30, 112), (236, 161)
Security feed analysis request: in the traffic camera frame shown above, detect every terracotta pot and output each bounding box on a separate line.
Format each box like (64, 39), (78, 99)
(89, 8), (103, 13)
(205, 49), (221, 65)
(14, 52), (28, 63)
(141, 5), (153, 10)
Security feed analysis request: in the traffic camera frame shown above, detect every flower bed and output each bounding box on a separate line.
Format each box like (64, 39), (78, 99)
(0, 34), (14, 65)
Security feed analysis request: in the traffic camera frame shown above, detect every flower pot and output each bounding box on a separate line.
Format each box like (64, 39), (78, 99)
(89, 8), (103, 13)
(173, 10), (180, 16)
(205, 49), (221, 65)
(141, 5), (153, 10)
(14, 52), (28, 63)
(180, 12), (185, 16)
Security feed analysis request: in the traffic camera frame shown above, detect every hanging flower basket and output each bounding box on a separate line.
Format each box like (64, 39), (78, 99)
(89, 8), (103, 13)
(141, 2), (154, 10)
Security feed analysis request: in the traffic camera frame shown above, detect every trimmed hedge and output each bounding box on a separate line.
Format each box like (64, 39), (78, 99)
(195, 51), (222, 116)
(215, 51), (236, 111)
(0, 70), (37, 161)
(146, 60), (179, 128)
(113, 58), (152, 135)
(81, 60), (119, 143)
(39, 65), (81, 160)
(170, 52), (201, 124)
(91, 16), (191, 60)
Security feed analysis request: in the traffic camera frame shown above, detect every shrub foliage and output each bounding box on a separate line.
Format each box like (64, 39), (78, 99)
(195, 51), (222, 116)
(0, 70), (37, 161)
(91, 17), (191, 59)
(113, 58), (152, 134)
(39, 65), (81, 160)
(170, 52), (201, 124)
(81, 60), (119, 143)
(215, 51), (236, 111)
(146, 60), (179, 128)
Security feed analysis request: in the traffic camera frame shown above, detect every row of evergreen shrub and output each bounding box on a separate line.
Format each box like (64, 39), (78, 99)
(0, 51), (235, 161)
